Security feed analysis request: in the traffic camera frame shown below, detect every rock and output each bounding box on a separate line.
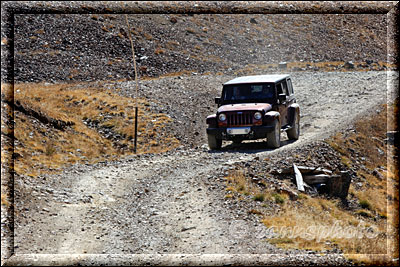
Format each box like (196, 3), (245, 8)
(250, 18), (258, 24)
(181, 226), (196, 232)
(278, 62), (287, 70)
(344, 61), (355, 69)
(278, 184), (298, 200)
(170, 17), (177, 24)
(372, 169), (384, 180)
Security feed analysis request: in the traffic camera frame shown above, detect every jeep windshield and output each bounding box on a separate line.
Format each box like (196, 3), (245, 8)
(221, 83), (275, 104)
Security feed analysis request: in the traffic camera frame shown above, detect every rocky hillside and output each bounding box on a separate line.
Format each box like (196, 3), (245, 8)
(2, 2), (398, 266)
(10, 12), (391, 83)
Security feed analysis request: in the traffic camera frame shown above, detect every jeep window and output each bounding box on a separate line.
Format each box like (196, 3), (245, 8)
(287, 78), (293, 95)
(222, 83), (275, 104)
(276, 83), (284, 95)
(281, 80), (289, 96)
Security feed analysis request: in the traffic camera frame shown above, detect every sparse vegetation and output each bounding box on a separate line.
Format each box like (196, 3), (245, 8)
(143, 32), (153, 40)
(234, 61), (397, 76)
(222, 105), (398, 264)
(272, 193), (285, 204)
(359, 200), (372, 210)
(224, 170), (259, 197)
(1, 193), (10, 207)
(34, 28), (45, 34)
(253, 194), (265, 202)
(268, 238), (294, 245)
(165, 40), (180, 50)
(9, 82), (179, 177)
(154, 47), (165, 55)
(4, 10), (397, 264)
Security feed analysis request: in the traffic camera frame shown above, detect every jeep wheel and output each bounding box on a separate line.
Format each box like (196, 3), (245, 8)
(267, 120), (281, 148)
(287, 112), (300, 140)
(208, 134), (222, 150)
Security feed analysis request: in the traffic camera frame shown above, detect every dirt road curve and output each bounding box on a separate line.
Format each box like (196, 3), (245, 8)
(10, 71), (395, 265)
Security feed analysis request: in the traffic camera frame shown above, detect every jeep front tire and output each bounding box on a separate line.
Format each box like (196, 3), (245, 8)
(208, 134), (222, 150)
(267, 120), (281, 148)
(287, 111), (300, 140)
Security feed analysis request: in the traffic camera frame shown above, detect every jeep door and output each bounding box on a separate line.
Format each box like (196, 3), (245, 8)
(276, 80), (290, 126)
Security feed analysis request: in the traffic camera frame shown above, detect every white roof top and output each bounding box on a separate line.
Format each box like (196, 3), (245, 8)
(224, 74), (290, 85)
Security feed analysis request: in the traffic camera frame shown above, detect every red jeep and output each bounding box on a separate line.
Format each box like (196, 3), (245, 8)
(206, 74), (300, 149)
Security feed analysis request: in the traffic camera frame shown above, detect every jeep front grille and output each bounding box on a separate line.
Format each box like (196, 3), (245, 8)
(226, 112), (253, 126)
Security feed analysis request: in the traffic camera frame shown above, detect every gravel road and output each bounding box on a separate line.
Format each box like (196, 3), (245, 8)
(116, 70), (391, 149)
(11, 70), (394, 265)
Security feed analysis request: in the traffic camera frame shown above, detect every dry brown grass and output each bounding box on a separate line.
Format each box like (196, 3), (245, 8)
(327, 106), (387, 170)
(143, 32), (153, 40)
(234, 63), (278, 76)
(158, 70), (195, 78)
(224, 105), (397, 264)
(324, 104), (397, 263)
(387, 98), (398, 132)
(34, 28), (45, 35)
(154, 47), (165, 55)
(225, 170), (290, 203)
(1, 193), (10, 207)
(225, 169), (261, 196)
(234, 61), (397, 75)
(262, 196), (388, 254)
(10, 82), (179, 177)
(165, 40), (180, 50)
(225, 170), (388, 253)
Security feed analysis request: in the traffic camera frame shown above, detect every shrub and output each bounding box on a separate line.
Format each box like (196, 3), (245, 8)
(253, 193), (265, 202)
(45, 142), (57, 156)
(359, 199), (372, 210)
(273, 193), (285, 204)
(356, 209), (373, 218)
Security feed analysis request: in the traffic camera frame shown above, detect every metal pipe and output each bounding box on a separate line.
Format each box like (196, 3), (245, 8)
(124, 13), (140, 153)
(134, 106), (138, 153)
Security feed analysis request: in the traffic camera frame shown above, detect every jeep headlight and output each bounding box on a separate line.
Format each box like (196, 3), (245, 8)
(218, 113), (227, 122)
(254, 112), (262, 120)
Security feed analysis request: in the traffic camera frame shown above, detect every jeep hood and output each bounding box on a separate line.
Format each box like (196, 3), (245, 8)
(218, 103), (272, 113)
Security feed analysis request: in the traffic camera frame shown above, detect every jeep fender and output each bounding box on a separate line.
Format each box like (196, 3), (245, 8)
(206, 114), (217, 128)
(264, 111), (280, 124)
(288, 103), (300, 126)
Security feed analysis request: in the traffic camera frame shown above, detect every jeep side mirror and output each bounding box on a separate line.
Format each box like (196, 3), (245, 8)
(278, 93), (287, 102)
(215, 97), (221, 105)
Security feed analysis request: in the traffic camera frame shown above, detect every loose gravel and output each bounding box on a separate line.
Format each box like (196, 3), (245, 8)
(10, 70), (394, 266)
(2, 2), (397, 265)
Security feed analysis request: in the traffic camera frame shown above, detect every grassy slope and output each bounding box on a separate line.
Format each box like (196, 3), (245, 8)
(224, 104), (398, 265)
(1, 82), (179, 178)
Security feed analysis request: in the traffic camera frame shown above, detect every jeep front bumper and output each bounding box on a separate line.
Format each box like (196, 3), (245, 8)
(206, 125), (275, 140)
